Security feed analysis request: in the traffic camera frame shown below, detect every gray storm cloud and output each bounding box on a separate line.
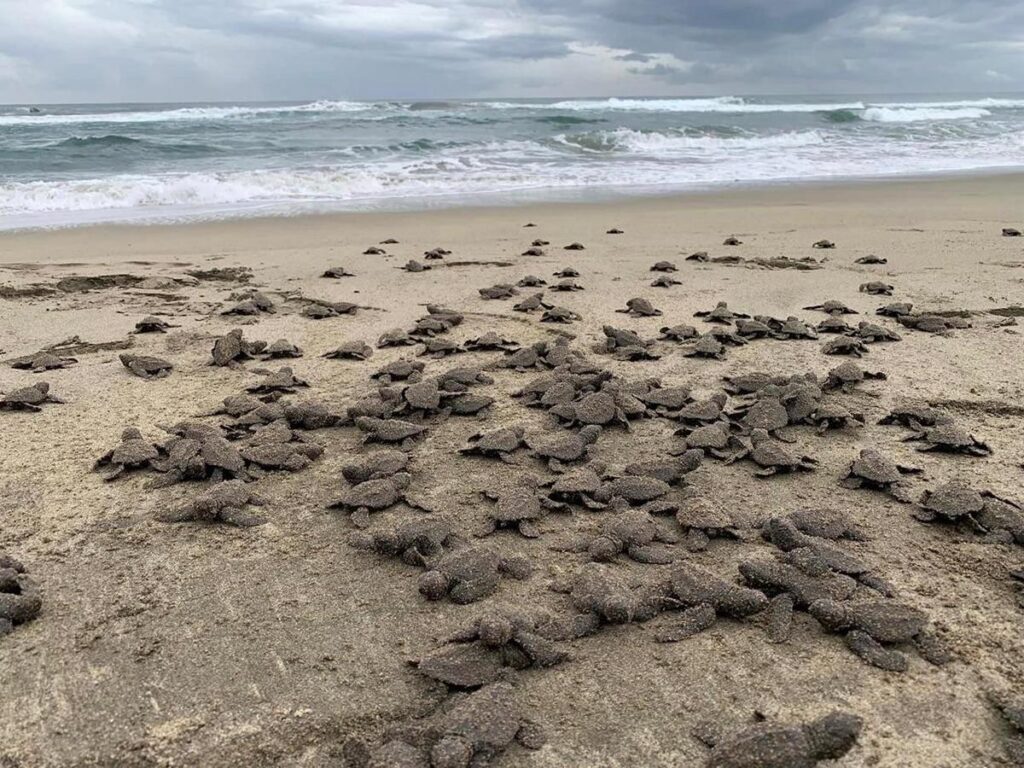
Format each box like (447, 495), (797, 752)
(0, 0), (1021, 102)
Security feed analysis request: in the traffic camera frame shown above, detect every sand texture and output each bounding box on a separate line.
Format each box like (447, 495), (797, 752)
(1, 175), (1023, 767)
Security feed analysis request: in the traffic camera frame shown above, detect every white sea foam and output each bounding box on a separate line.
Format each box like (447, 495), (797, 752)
(486, 97), (868, 113)
(862, 107), (992, 123)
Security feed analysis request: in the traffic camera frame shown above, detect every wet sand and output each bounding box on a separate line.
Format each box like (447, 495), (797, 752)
(1, 174), (1023, 767)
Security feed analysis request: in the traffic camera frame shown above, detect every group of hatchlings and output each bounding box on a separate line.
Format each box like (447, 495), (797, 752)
(3, 227), (1023, 767)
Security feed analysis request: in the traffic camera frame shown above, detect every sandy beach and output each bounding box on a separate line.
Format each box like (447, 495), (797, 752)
(1, 174), (1023, 767)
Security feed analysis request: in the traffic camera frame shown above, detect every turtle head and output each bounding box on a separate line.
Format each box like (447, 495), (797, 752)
(579, 425), (602, 445)
(418, 570), (449, 601)
(347, 532), (376, 552)
(601, 593), (634, 625)
(808, 599), (850, 631)
(478, 613), (514, 647)
(588, 535), (619, 562)
(763, 517), (808, 552)
(391, 472), (412, 490)
(121, 427), (144, 441)
(806, 711), (863, 760)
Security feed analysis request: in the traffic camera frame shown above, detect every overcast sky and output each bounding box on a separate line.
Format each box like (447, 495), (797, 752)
(1, 0), (1022, 103)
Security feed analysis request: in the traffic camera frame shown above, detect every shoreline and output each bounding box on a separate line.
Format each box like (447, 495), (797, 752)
(2, 169), (1024, 246)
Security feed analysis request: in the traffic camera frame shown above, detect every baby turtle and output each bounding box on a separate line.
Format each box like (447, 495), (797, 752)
(803, 299), (857, 316)
(564, 242), (585, 250)
(525, 424), (601, 472)
(516, 274), (546, 287)
(364, 246), (386, 255)
(550, 391), (630, 430)
(10, 352), (77, 372)
(686, 251), (709, 261)
(532, 238), (549, 246)
(651, 275), (682, 288)
(739, 557), (857, 610)
(560, 508), (678, 565)
(548, 563), (659, 637)
(703, 711), (862, 768)
(464, 332), (520, 352)
(349, 517), (455, 568)
(550, 278), (584, 292)
(812, 239), (835, 249)
(157, 481), (267, 527)
(94, 427), (162, 480)
(479, 284), (518, 300)
(355, 416), (427, 447)
(419, 547), (531, 604)
(419, 338), (466, 358)
(342, 450), (410, 485)
(263, 339), (303, 359)
(479, 484), (559, 538)
(222, 292), (274, 316)
(903, 423), (991, 456)
(401, 259), (430, 272)
(855, 254), (887, 264)
(0, 382), (64, 412)
(0, 554), (43, 633)
(459, 426), (527, 462)
(329, 472), (430, 527)
(680, 422), (743, 460)
(659, 323), (699, 342)
(841, 448), (920, 500)
(1002, 228), (1022, 237)
(850, 321), (901, 343)
(512, 292), (552, 313)
(372, 360), (425, 383)
(729, 429), (817, 477)
(650, 261), (678, 272)
(815, 316), (854, 334)
(322, 266), (355, 278)
(914, 481), (1014, 531)
(897, 313), (970, 335)
(119, 353), (173, 379)
(521, 246), (545, 257)
(133, 315), (179, 333)
(617, 297), (662, 317)
(734, 318), (773, 339)
(377, 328), (417, 348)
(323, 341), (373, 360)
(877, 402), (949, 429)
(682, 335), (727, 360)
(695, 301), (749, 324)
(211, 329), (266, 367)
(823, 361), (886, 392)
(805, 400), (864, 433)
(859, 281), (894, 296)
(723, 236), (742, 246)
(876, 302), (913, 317)
(607, 227), (624, 234)
(246, 366), (308, 396)
(302, 300), (358, 319)
(423, 247), (450, 259)
(809, 598), (951, 671)
(675, 496), (742, 551)
(653, 562), (768, 642)
(821, 337), (869, 357)
(540, 306), (580, 324)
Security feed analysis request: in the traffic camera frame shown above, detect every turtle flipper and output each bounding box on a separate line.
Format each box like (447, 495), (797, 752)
(654, 604), (716, 642)
(846, 629), (907, 672)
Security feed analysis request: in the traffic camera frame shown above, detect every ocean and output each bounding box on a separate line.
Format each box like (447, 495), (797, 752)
(1, 95), (1023, 230)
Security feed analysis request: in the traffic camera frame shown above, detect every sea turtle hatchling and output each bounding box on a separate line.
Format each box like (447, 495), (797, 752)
(876, 302), (913, 318)
(376, 328), (417, 348)
(549, 278), (584, 292)
(525, 424), (601, 472)
(211, 329), (266, 367)
(841, 448), (920, 500)
(1003, 228), (1023, 237)
(512, 292), (553, 313)
(859, 281), (894, 296)
(914, 481), (1018, 532)
(342, 450), (409, 485)
(702, 711), (862, 768)
(419, 547), (532, 604)
(328, 472), (431, 527)
(364, 246), (386, 255)
(850, 321), (901, 343)
(540, 306), (580, 324)
(157, 481), (267, 527)
(516, 275), (546, 287)
(823, 361), (886, 392)
(479, 284), (518, 300)
(119, 353), (173, 379)
(459, 426), (527, 462)
(723, 236), (742, 246)
(816, 316), (855, 334)
(531, 238), (549, 246)
(727, 429), (817, 477)
(246, 366), (309, 396)
(9, 352), (78, 372)
(371, 360), (425, 384)
(556, 508), (678, 565)
(323, 341), (373, 360)
(813, 239), (836, 249)
(348, 517), (455, 567)
(564, 242), (585, 250)
(651, 275), (682, 288)
(659, 324), (699, 342)
(94, 427), (162, 480)
(877, 402), (950, 429)
(0, 382), (64, 412)
(694, 301), (749, 324)
(678, 422), (744, 460)
(821, 337), (869, 357)
(897, 314), (970, 335)
(809, 598), (951, 671)
(355, 416), (427, 447)
(650, 261), (678, 272)
(803, 300), (857, 316)
(617, 297), (662, 317)
(133, 315), (179, 333)
(262, 339), (303, 359)
(674, 496), (743, 551)
(902, 423), (991, 456)
(805, 400), (864, 433)
(423, 247), (450, 259)
(321, 266), (355, 278)
(464, 332), (520, 352)
(521, 247), (545, 257)
(682, 335), (727, 360)
(652, 562), (769, 642)
(0, 554), (43, 634)
(479, 483), (560, 538)
(401, 259), (430, 273)
(549, 391), (630, 430)
(419, 338), (466, 358)
(856, 254), (887, 264)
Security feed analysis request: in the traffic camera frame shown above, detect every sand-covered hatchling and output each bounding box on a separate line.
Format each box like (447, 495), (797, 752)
(723, 236), (742, 246)
(401, 259), (430, 273)
(222, 292), (274, 316)
(695, 301), (749, 324)
(133, 315), (179, 333)
(364, 246), (386, 255)
(321, 266), (355, 278)
(329, 472), (431, 527)
(94, 427), (162, 480)
(119, 353), (173, 379)
(897, 313), (970, 334)
(1, 382), (64, 412)
(512, 292), (552, 313)
(564, 242), (585, 250)
(805, 400), (864, 433)
(550, 278), (584, 292)
(323, 341), (373, 360)
(856, 254), (887, 264)
(659, 323), (699, 342)
(678, 422), (743, 460)
(803, 299), (857, 315)
(464, 332), (520, 352)
(342, 450), (409, 485)
(650, 261), (678, 272)
(419, 546), (531, 604)
(823, 361), (886, 392)
(538, 465), (606, 510)
(876, 302), (913, 318)
(246, 366), (309, 397)
(652, 562), (768, 642)
(349, 517), (456, 567)
(479, 483), (560, 538)
(211, 329), (267, 367)
(459, 426), (527, 462)
(521, 246), (545, 257)
(557, 508), (678, 565)
(525, 424), (601, 472)
(859, 281), (894, 296)
(809, 598), (951, 671)
(157, 481), (267, 527)
(815, 315), (855, 334)
(377, 328), (417, 348)
(516, 274), (546, 287)
(549, 391), (630, 430)
(682, 335), (727, 360)
(372, 359), (425, 384)
(547, 563), (660, 638)
(10, 351), (78, 372)
(702, 711), (862, 768)
(540, 306), (581, 324)
(903, 422), (991, 456)
(419, 337), (466, 358)
(877, 402), (950, 429)
(821, 336), (869, 357)
(675, 496), (743, 551)
(0, 553), (42, 635)
(841, 448), (920, 500)
(355, 416), (427, 447)
(651, 275), (682, 288)
(738, 558), (857, 609)
(728, 429), (817, 477)
(617, 297), (662, 317)
(478, 284), (518, 300)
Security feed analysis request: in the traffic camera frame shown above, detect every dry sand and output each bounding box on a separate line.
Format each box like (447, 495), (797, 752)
(1, 175), (1023, 767)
